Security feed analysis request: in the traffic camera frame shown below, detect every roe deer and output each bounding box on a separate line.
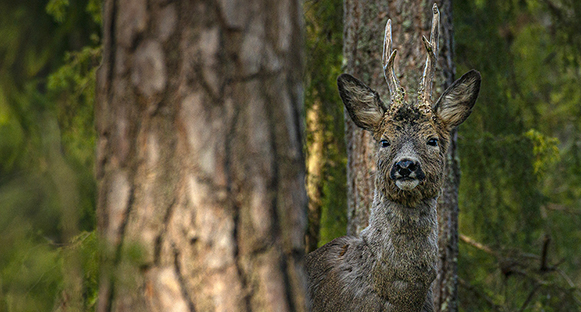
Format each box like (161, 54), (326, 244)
(306, 4), (481, 311)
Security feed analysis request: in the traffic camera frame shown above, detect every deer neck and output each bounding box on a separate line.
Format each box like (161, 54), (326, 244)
(360, 189), (438, 264)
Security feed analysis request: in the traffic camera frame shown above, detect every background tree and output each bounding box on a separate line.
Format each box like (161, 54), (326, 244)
(95, 0), (307, 311)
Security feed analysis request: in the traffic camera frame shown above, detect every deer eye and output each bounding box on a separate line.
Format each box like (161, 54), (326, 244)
(380, 139), (390, 148)
(427, 138), (438, 147)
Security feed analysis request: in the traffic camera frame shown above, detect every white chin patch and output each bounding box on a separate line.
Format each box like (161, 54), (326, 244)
(395, 179), (419, 191)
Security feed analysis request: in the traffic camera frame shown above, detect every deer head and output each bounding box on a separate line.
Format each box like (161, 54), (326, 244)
(338, 4), (481, 207)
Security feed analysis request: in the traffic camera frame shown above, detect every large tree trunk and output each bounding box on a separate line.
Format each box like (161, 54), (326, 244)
(343, 0), (459, 310)
(95, 1), (307, 311)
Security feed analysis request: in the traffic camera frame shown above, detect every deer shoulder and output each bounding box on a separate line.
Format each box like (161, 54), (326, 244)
(306, 236), (389, 311)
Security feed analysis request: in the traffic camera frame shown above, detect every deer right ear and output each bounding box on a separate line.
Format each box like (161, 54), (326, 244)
(433, 70), (481, 129)
(338, 74), (386, 131)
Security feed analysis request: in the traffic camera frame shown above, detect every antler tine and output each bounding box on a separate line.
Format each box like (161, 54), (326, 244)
(382, 19), (403, 104)
(419, 3), (440, 104)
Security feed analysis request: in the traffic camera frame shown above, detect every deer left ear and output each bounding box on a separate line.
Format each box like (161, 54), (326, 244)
(433, 70), (481, 129)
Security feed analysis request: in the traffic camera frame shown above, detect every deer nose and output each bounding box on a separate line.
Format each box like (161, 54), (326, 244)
(396, 159), (417, 177)
(391, 158), (421, 179)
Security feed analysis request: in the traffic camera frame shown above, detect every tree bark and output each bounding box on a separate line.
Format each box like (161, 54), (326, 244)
(343, 0), (459, 310)
(343, 0), (389, 236)
(95, 1), (307, 311)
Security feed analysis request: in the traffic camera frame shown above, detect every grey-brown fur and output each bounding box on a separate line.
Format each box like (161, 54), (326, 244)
(306, 4), (481, 311)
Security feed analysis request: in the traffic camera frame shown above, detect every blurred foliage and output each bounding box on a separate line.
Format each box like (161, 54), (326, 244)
(303, 0), (348, 246)
(525, 129), (560, 176)
(455, 0), (581, 310)
(0, 0), (100, 310)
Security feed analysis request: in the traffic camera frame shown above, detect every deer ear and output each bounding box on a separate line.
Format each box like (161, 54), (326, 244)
(337, 74), (386, 131)
(433, 70), (481, 129)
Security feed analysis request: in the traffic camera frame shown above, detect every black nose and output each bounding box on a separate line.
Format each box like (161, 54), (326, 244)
(394, 159), (418, 178)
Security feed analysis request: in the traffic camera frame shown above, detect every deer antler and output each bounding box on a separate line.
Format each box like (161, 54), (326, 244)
(418, 3), (440, 104)
(382, 19), (404, 105)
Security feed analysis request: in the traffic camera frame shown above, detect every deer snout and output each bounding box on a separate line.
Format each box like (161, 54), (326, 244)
(389, 158), (425, 191)
(390, 158), (424, 179)
(394, 159), (417, 177)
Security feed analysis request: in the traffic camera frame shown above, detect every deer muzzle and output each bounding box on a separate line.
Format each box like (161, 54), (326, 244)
(389, 158), (426, 191)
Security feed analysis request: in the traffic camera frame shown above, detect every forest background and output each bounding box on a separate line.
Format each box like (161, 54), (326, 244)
(0, 0), (580, 311)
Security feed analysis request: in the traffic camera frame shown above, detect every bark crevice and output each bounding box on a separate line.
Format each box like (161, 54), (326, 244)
(173, 246), (196, 312)
(154, 197), (177, 266)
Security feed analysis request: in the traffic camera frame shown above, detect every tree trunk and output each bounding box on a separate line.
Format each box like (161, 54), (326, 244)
(343, 0), (459, 310)
(435, 129), (460, 312)
(95, 1), (307, 311)
(343, 0), (388, 236)
(305, 101), (324, 253)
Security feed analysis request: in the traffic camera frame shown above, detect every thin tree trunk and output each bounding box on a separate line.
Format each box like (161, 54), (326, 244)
(304, 0), (345, 249)
(95, 0), (307, 311)
(343, 0), (459, 310)
(306, 101), (325, 253)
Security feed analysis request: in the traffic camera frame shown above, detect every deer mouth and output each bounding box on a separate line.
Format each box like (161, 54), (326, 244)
(394, 177), (420, 191)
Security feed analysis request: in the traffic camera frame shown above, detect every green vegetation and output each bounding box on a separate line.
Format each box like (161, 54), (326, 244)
(0, 0), (100, 310)
(455, 0), (581, 309)
(304, 0), (348, 245)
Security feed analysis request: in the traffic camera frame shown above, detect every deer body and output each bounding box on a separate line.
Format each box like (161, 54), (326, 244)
(307, 198), (437, 311)
(306, 4), (481, 311)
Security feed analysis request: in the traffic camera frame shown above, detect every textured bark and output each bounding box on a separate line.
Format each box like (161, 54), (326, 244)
(343, 0), (389, 236)
(343, 0), (459, 310)
(95, 0), (307, 311)
(435, 128), (460, 312)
